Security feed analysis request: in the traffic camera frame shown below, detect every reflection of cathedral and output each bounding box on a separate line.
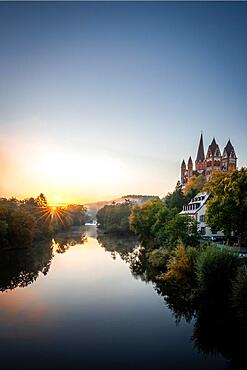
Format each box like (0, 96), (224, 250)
(181, 133), (237, 186)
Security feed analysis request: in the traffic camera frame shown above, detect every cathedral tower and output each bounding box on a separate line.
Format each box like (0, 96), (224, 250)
(188, 156), (193, 178)
(222, 139), (237, 172)
(205, 138), (221, 180)
(195, 133), (206, 174)
(181, 160), (187, 185)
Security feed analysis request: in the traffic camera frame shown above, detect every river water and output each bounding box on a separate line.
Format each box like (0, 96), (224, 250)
(0, 226), (228, 370)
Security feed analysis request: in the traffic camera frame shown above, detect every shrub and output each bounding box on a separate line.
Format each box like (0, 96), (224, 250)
(196, 246), (241, 301)
(147, 248), (171, 270)
(161, 244), (199, 285)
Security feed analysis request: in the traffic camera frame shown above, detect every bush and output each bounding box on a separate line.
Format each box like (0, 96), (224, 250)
(196, 246), (241, 301)
(161, 244), (199, 285)
(147, 248), (171, 270)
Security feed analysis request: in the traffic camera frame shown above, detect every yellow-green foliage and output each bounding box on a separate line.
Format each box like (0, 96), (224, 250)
(184, 175), (206, 195)
(161, 244), (198, 284)
(147, 248), (171, 270)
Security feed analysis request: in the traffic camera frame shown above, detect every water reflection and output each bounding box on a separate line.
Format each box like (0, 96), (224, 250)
(97, 232), (139, 261)
(52, 225), (87, 253)
(0, 226), (87, 292)
(99, 231), (246, 369)
(52, 234), (87, 254)
(0, 243), (52, 292)
(0, 226), (243, 369)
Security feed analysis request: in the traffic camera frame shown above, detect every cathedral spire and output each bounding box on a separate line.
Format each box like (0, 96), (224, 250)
(224, 139), (234, 157)
(196, 132), (205, 162)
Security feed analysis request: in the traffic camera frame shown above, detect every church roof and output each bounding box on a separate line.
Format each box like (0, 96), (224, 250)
(224, 139), (234, 156)
(181, 159), (186, 167)
(209, 137), (218, 154)
(196, 133), (205, 162)
(188, 156), (193, 164)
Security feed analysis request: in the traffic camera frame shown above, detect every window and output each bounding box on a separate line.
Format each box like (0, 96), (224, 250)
(199, 214), (205, 222)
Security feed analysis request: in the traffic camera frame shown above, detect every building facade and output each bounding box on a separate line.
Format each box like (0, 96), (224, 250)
(179, 192), (224, 238)
(181, 134), (237, 186)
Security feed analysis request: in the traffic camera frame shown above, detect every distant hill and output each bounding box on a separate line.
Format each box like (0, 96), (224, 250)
(85, 194), (159, 221)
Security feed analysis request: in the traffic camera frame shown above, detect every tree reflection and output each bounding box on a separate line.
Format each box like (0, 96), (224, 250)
(0, 227), (87, 292)
(102, 232), (247, 368)
(52, 230), (87, 254)
(0, 241), (53, 291)
(97, 232), (139, 262)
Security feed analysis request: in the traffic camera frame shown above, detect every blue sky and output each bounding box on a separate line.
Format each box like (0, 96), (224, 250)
(0, 1), (246, 203)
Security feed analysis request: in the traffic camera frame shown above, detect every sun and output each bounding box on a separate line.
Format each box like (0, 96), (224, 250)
(31, 147), (127, 203)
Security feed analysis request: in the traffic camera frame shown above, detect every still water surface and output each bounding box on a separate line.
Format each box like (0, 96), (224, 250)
(0, 226), (227, 370)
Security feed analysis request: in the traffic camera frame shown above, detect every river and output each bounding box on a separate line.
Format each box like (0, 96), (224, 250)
(0, 226), (228, 370)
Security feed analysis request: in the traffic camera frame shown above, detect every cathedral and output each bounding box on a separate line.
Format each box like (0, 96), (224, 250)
(181, 134), (237, 186)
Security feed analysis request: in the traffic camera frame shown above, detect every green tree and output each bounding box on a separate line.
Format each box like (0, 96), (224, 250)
(97, 200), (133, 234)
(129, 199), (199, 248)
(6, 207), (35, 247)
(67, 204), (87, 226)
(129, 199), (164, 246)
(164, 181), (186, 212)
(204, 168), (247, 247)
(166, 214), (199, 247)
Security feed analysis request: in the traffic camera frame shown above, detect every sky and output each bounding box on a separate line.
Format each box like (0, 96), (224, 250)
(0, 1), (246, 204)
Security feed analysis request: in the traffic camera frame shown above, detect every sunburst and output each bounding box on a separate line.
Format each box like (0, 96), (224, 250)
(37, 205), (71, 228)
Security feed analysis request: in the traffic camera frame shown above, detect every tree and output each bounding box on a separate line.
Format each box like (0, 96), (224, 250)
(35, 193), (48, 207)
(5, 206), (35, 247)
(67, 204), (87, 226)
(204, 168), (247, 247)
(184, 175), (206, 199)
(129, 199), (165, 246)
(166, 214), (199, 247)
(97, 200), (133, 234)
(164, 181), (186, 212)
(129, 199), (199, 248)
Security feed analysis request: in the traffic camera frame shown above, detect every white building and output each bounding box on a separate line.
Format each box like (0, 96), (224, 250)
(180, 192), (224, 238)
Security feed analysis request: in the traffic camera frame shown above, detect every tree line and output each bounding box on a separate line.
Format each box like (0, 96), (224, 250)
(98, 220), (247, 368)
(97, 168), (247, 248)
(0, 193), (87, 249)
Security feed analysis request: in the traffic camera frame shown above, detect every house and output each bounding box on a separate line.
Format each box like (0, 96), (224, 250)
(180, 191), (224, 238)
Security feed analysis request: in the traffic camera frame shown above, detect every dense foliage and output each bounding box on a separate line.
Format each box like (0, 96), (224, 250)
(204, 168), (247, 246)
(0, 194), (87, 249)
(163, 181), (187, 212)
(96, 200), (133, 234)
(98, 230), (247, 367)
(163, 179), (206, 213)
(184, 175), (206, 198)
(129, 199), (199, 248)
